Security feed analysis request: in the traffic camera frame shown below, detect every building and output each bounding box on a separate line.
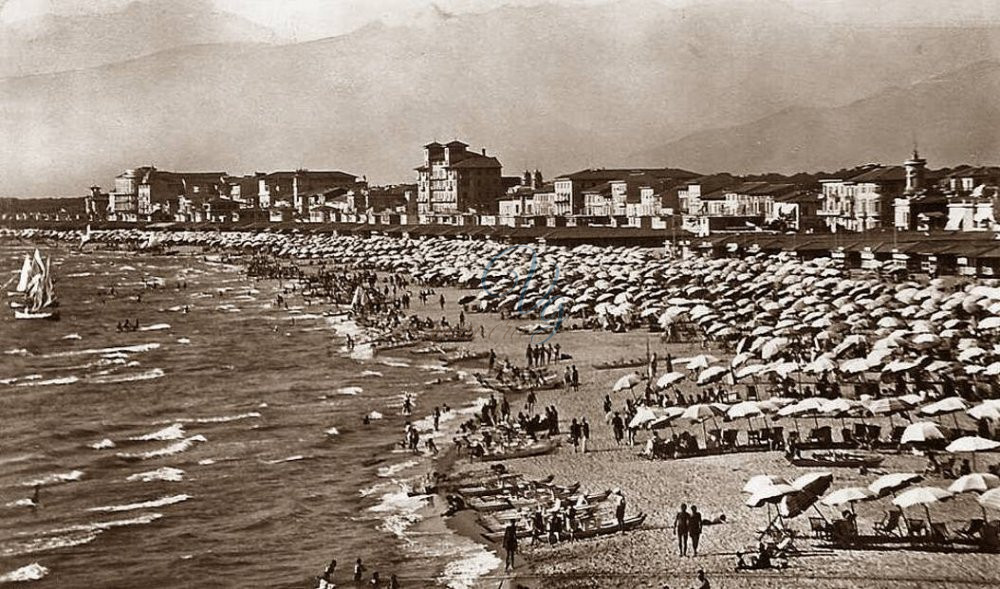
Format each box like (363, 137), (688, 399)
(415, 141), (504, 214)
(553, 167), (699, 216)
(818, 163), (908, 232)
(84, 185), (110, 219)
(367, 184), (415, 213)
(106, 167), (228, 221)
(256, 170), (363, 217)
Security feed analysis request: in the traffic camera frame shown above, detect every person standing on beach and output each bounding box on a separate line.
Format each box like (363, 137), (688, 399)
(526, 344), (534, 367)
(439, 294), (445, 310)
(569, 418), (581, 452)
(571, 365), (579, 391)
(503, 520), (518, 571)
(611, 412), (625, 445)
(673, 504), (690, 556)
(526, 390), (536, 414)
(581, 418), (590, 453)
(354, 558), (366, 582)
(689, 505), (703, 556)
(614, 489), (627, 533)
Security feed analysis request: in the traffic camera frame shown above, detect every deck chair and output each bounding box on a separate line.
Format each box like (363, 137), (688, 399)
(747, 429), (762, 446)
(853, 423), (869, 443)
(769, 427), (784, 450)
(906, 518), (927, 538)
(841, 427), (855, 446)
(888, 426), (907, 445)
(874, 510), (902, 537)
(809, 517), (831, 539)
(866, 425), (882, 444)
(956, 518), (985, 541)
(722, 429), (740, 450)
(928, 522), (951, 545)
(706, 428), (722, 449)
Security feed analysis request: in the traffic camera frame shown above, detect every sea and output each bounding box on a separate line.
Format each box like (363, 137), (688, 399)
(0, 242), (501, 588)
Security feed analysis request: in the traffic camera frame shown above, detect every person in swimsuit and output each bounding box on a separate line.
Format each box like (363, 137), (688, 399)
(673, 503), (689, 556)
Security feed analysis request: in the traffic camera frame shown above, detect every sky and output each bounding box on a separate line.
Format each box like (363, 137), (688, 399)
(3, 0), (999, 41)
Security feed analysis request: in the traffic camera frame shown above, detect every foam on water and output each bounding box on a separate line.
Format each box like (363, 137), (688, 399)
(437, 546), (503, 589)
(0, 532), (100, 558)
(0, 374), (41, 385)
(42, 343), (160, 359)
(266, 455), (306, 464)
(3, 348), (30, 356)
(377, 460), (419, 478)
(5, 498), (36, 508)
(380, 358), (411, 368)
(87, 368), (165, 384)
(137, 323), (170, 331)
(129, 423), (185, 441)
(126, 467), (185, 483)
(366, 411), (384, 421)
(335, 386), (362, 396)
(368, 485), (429, 538)
(21, 470), (84, 487)
(117, 435), (206, 460)
(61, 333), (82, 340)
(158, 411), (261, 424)
(89, 439), (116, 450)
(89, 494), (191, 513)
(360, 370), (383, 378)
(324, 427), (340, 436)
(177, 338), (191, 344)
(0, 562), (49, 583)
(13, 375), (81, 387)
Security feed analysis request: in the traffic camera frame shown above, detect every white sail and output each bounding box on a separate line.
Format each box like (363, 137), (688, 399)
(15, 255), (31, 292)
(81, 224), (92, 247)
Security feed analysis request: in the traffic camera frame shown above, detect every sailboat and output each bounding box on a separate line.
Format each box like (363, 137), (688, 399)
(13, 249), (59, 320)
(7, 254), (32, 297)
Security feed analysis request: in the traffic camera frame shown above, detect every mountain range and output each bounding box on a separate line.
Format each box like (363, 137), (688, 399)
(2, 0), (999, 196)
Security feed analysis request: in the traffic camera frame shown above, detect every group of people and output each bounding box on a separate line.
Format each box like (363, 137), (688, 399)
(525, 342), (562, 366)
(317, 558), (401, 588)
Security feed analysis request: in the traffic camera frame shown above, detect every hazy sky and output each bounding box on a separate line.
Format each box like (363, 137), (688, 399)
(3, 0), (1000, 41)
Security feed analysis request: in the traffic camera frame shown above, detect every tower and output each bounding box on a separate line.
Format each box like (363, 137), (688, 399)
(532, 169), (543, 190)
(904, 149), (927, 194)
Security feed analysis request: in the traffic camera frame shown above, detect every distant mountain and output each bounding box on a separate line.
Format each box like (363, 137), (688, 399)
(0, 0), (276, 78)
(633, 60), (1000, 174)
(3, 0), (1000, 196)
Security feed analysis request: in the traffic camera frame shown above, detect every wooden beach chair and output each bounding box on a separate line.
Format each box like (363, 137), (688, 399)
(956, 518), (985, 541)
(888, 426), (907, 446)
(874, 510), (903, 537)
(809, 517), (832, 539)
(906, 518), (927, 539)
(770, 426), (784, 450)
(928, 522), (951, 545)
(747, 429), (762, 447)
(721, 429), (739, 451)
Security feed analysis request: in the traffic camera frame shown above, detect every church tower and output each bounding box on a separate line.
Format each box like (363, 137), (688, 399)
(904, 149), (927, 194)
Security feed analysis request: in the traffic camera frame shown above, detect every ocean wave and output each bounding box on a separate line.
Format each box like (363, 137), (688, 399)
(89, 439), (116, 450)
(0, 374), (41, 385)
(156, 411), (261, 425)
(360, 370), (383, 378)
(366, 411), (384, 421)
(4, 498), (36, 508)
(88, 494), (190, 513)
(66, 271), (94, 278)
(368, 485), (429, 538)
(116, 435), (206, 460)
(21, 470), (84, 487)
(377, 460), (419, 478)
(379, 358), (411, 368)
(137, 323), (170, 332)
(61, 333), (82, 340)
(15, 376), (80, 387)
(0, 562), (49, 583)
(0, 531), (100, 558)
(3, 348), (30, 356)
(126, 467), (184, 483)
(129, 423), (184, 441)
(86, 368), (165, 384)
(335, 386), (362, 396)
(324, 427), (340, 436)
(438, 546), (503, 589)
(42, 343), (160, 359)
(266, 455), (306, 464)
(177, 338), (191, 344)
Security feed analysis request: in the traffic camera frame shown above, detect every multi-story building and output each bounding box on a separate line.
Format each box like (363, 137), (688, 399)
(256, 170), (363, 216)
(107, 167), (227, 221)
(415, 141), (503, 214)
(818, 160), (911, 232)
(553, 167), (699, 216)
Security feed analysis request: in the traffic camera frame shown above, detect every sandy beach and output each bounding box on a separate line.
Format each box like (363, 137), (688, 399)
(424, 283), (1000, 589)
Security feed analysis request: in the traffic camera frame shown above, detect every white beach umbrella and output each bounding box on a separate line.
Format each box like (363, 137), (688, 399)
(696, 366), (729, 386)
(979, 488), (1000, 513)
(949, 473), (1000, 495)
(946, 436), (1000, 454)
(968, 401), (1000, 422)
(869, 473), (922, 498)
(656, 372), (686, 388)
(743, 475), (789, 495)
(893, 486), (953, 522)
(746, 484), (798, 508)
(822, 487), (877, 509)
(901, 422), (946, 445)
(612, 372), (644, 392)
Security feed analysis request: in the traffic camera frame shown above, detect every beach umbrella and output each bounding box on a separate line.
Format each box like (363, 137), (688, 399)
(803, 355), (836, 374)
(968, 401), (1000, 422)
(649, 407), (686, 430)
(743, 475), (789, 495)
(822, 487), (877, 513)
(686, 354), (718, 371)
(869, 473), (922, 498)
(746, 484), (798, 508)
(949, 473), (1000, 495)
(979, 488), (1000, 517)
(791, 471), (834, 497)
(696, 366), (728, 386)
(612, 372), (643, 392)
(893, 486), (953, 523)
(629, 406), (658, 429)
(682, 403), (725, 439)
(779, 489), (820, 519)
(900, 422), (946, 445)
(656, 372), (686, 388)
(760, 337), (790, 360)
(946, 436), (1000, 470)
(735, 364), (767, 379)
(919, 397), (971, 429)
